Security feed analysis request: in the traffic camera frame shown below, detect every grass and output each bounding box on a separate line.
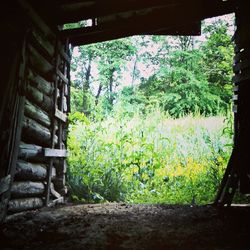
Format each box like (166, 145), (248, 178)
(67, 110), (233, 205)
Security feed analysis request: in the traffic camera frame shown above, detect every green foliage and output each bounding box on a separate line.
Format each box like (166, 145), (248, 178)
(70, 16), (234, 118)
(67, 15), (235, 204)
(67, 109), (232, 204)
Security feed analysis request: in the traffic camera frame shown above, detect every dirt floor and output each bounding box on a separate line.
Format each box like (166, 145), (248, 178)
(0, 203), (250, 250)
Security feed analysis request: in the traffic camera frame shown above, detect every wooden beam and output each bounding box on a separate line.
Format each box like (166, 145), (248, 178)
(61, 0), (235, 46)
(57, 0), (185, 24)
(44, 148), (68, 158)
(55, 109), (67, 123)
(57, 0), (236, 25)
(48, 196), (64, 207)
(62, 22), (201, 47)
(56, 69), (69, 85)
(144, 22), (201, 36)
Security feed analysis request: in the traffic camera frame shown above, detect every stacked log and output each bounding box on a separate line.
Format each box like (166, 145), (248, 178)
(18, 142), (45, 162)
(25, 84), (53, 113)
(8, 198), (43, 213)
(11, 181), (45, 198)
(24, 100), (51, 128)
(15, 160), (56, 181)
(7, 11), (69, 214)
(22, 116), (58, 147)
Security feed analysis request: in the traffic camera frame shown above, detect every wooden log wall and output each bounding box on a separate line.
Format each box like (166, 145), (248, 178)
(232, 7), (250, 194)
(0, 0), (70, 217)
(215, 5), (250, 206)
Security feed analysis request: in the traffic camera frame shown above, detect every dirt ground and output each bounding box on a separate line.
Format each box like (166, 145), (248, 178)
(0, 203), (250, 250)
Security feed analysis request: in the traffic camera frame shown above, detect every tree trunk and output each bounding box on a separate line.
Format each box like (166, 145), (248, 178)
(95, 84), (103, 106)
(131, 54), (139, 88)
(108, 68), (115, 107)
(82, 56), (92, 113)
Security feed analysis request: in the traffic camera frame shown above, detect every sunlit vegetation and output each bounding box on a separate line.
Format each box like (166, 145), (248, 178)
(68, 109), (232, 204)
(67, 15), (234, 204)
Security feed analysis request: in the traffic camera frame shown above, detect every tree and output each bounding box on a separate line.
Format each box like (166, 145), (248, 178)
(201, 18), (234, 105)
(71, 44), (100, 113)
(94, 38), (136, 110)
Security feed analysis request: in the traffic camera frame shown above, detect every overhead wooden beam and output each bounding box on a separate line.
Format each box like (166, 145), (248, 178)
(63, 22), (201, 46)
(57, 0), (186, 24)
(61, 0), (235, 46)
(145, 22), (201, 36)
(97, 0), (235, 30)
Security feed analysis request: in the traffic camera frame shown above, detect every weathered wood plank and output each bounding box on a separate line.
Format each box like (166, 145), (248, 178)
(8, 197), (43, 213)
(61, 1), (235, 46)
(57, 0), (182, 24)
(25, 100), (51, 128)
(55, 109), (67, 123)
(0, 175), (11, 195)
(233, 95), (238, 101)
(56, 0), (235, 25)
(56, 68), (69, 85)
(44, 148), (68, 158)
(50, 183), (61, 199)
(48, 196), (64, 207)
(11, 181), (45, 198)
(59, 47), (71, 64)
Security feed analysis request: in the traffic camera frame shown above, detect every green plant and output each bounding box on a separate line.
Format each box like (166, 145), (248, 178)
(67, 109), (232, 205)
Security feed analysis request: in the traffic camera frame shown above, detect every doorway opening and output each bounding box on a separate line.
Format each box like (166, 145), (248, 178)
(65, 14), (245, 205)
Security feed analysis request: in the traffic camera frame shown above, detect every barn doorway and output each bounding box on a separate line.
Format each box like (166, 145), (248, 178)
(66, 14), (239, 206)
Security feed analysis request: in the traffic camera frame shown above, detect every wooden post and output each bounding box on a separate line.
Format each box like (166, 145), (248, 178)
(44, 40), (60, 206)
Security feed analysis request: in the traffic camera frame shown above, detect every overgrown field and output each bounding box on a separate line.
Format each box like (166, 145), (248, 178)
(67, 110), (233, 205)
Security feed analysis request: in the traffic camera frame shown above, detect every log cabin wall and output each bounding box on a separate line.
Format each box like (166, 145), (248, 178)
(0, 1), (70, 220)
(233, 6), (250, 194)
(215, 3), (250, 205)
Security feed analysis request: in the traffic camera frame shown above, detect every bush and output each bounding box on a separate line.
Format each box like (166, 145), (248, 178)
(67, 109), (232, 204)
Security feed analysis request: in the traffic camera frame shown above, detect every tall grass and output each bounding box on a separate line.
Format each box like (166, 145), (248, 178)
(67, 109), (232, 204)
